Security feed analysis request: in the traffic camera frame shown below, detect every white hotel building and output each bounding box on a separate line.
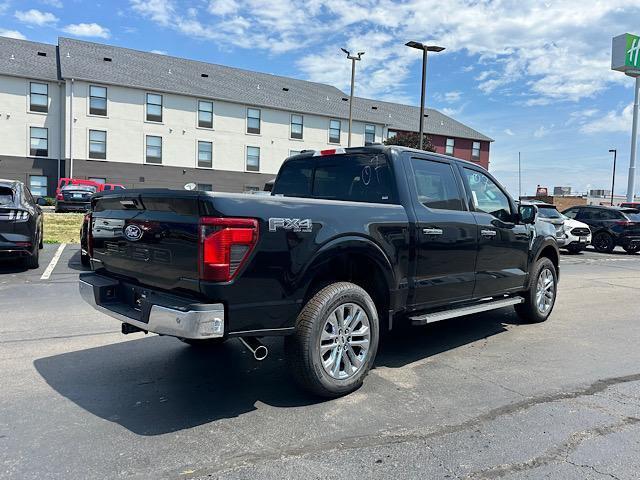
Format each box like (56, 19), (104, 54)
(0, 36), (492, 196)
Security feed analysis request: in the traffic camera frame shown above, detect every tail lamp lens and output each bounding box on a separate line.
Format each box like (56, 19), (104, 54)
(199, 217), (259, 282)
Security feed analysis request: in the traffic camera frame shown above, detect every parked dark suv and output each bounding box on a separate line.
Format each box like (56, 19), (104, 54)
(0, 179), (44, 268)
(562, 205), (640, 253)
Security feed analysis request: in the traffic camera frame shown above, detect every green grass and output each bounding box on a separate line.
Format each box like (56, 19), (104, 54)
(43, 212), (84, 244)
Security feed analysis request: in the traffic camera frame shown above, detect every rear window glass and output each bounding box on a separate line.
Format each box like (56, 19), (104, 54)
(62, 185), (97, 193)
(537, 206), (562, 219)
(623, 212), (640, 221)
(0, 186), (14, 205)
(272, 154), (397, 204)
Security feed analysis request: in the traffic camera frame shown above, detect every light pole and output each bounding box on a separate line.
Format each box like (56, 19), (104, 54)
(609, 149), (617, 205)
(627, 74), (640, 202)
(406, 41), (445, 150)
(341, 48), (364, 147)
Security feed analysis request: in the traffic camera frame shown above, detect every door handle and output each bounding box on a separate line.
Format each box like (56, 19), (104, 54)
(423, 228), (443, 236)
(481, 229), (497, 237)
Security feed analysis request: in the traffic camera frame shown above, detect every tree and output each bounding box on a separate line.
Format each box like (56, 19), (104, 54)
(383, 131), (436, 152)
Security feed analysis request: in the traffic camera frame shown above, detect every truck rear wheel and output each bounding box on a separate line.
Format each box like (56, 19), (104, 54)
(285, 282), (379, 398)
(514, 257), (557, 324)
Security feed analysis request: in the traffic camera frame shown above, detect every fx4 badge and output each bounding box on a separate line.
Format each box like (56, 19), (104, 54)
(269, 218), (313, 233)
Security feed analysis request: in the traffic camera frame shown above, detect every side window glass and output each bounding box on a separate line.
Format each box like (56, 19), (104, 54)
(272, 159), (313, 197)
(463, 168), (511, 221)
(411, 158), (463, 211)
(563, 209), (578, 219)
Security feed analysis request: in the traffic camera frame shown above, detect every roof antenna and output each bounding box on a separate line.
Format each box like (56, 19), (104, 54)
(10, 54), (14, 60)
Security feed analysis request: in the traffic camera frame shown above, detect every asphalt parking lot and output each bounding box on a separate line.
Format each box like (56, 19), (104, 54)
(1, 245), (639, 479)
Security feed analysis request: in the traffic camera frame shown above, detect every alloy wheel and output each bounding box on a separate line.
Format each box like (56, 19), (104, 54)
(535, 268), (555, 314)
(319, 302), (371, 380)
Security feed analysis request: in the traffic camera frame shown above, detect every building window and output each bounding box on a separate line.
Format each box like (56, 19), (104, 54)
(145, 135), (162, 164)
(291, 114), (303, 139)
(29, 127), (48, 157)
(329, 119), (341, 144)
(365, 124), (376, 144)
(89, 130), (107, 159)
(387, 130), (397, 139)
(198, 100), (213, 128)
(197, 183), (212, 192)
(29, 175), (47, 197)
(29, 82), (48, 113)
(445, 138), (455, 155)
(198, 141), (213, 168)
(89, 85), (107, 116)
(247, 108), (261, 134)
(89, 177), (106, 184)
(146, 93), (163, 122)
(472, 141), (481, 159)
(246, 146), (260, 172)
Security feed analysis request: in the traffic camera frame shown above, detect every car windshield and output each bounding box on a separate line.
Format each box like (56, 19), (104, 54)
(537, 206), (562, 219)
(62, 185), (96, 193)
(0, 186), (14, 205)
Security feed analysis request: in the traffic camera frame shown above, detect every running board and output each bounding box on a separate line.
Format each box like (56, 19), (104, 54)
(410, 296), (524, 326)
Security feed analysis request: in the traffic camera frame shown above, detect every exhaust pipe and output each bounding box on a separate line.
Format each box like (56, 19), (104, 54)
(238, 337), (268, 361)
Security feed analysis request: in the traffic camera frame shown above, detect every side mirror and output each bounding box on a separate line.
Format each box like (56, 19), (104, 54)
(36, 197), (48, 206)
(519, 205), (537, 225)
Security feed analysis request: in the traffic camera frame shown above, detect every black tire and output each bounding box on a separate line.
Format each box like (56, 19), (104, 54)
(285, 282), (379, 398)
(514, 257), (557, 324)
(39, 226), (44, 249)
(565, 245), (582, 254)
(179, 338), (226, 347)
(23, 242), (39, 270)
(623, 245), (640, 254)
(592, 232), (615, 253)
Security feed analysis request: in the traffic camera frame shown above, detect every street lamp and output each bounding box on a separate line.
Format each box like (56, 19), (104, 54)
(341, 48), (364, 147)
(609, 149), (617, 206)
(406, 41), (445, 150)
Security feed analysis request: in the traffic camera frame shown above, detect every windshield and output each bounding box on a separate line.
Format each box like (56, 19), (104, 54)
(0, 186), (14, 205)
(537, 206), (562, 219)
(62, 185), (97, 193)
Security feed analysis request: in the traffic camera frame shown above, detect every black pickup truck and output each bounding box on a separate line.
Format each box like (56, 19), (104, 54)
(79, 145), (559, 397)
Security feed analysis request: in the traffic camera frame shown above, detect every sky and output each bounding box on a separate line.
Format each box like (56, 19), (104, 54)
(1, 0), (640, 197)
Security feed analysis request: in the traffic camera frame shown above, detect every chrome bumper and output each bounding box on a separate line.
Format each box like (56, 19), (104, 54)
(79, 274), (224, 339)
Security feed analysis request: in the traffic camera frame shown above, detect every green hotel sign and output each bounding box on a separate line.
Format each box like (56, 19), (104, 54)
(612, 33), (640, 73)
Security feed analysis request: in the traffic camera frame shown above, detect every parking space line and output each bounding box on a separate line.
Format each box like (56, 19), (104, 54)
(40, 243), (66, 280)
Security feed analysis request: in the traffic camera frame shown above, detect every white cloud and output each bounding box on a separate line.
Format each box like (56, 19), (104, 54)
(504, 128), (515, 136)
(443, 91), (462, 103)
(0, 1), (9, 14)
(208, 0), (238, 16)
(127, 0), (640, 104)
(581, 104), (634, 134)
(14, 9), (58, 26)
(62, 23), (110, 38)
(533, 125), (552, 138)
(130, 0), (174, 26)
(0, 29), (26, 40)
(40, 0), (63, 7)
(151, 49), (167, 55)
(441, 106), (464, 116)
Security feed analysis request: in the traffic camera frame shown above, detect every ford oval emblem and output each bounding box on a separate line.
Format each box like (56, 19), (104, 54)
(124, 224), (143, 241)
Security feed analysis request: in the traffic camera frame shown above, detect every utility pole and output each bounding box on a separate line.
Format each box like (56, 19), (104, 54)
(405, 42), (445, 150)
(609, 149), (617, 205)
(341, 48), (364, 147)
(518, 151), (522, 201)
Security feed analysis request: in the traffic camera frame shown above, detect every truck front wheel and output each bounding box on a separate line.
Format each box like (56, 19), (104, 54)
(514, 257), (557, 323)
(285, 282), (379, 398)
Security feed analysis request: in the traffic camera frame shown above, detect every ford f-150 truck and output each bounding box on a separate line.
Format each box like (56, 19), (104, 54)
(79, 145), (559, 397)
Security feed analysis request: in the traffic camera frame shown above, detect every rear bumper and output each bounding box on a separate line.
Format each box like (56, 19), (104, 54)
(56, 201), (90, 211)
(79, 272), (225, 339)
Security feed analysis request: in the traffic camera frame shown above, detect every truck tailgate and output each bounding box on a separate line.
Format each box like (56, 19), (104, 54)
(91, 191), (201, 293)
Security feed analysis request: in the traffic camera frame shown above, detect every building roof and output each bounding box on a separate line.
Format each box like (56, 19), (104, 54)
(0, 37), (59, 82)
(0, 35), (492, 142)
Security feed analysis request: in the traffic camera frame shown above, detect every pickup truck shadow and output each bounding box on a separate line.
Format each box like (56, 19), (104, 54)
(66, 248), (90, 272)
(34, 309), (517, 436)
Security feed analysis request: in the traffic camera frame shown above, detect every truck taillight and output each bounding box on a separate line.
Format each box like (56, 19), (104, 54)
(199, 217), (259, 282)
(56, 193), (63, 200)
